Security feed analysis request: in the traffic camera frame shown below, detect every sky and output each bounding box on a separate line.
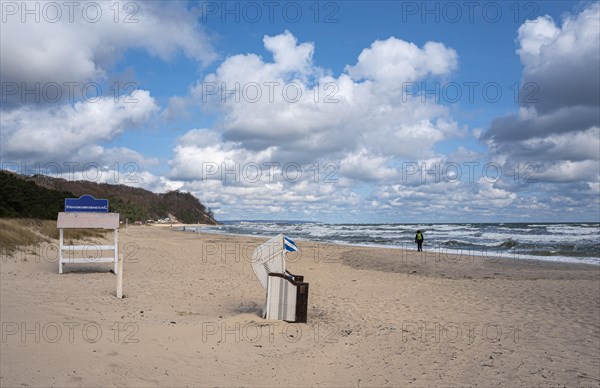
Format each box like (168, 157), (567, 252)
(1, 0), (599, 223)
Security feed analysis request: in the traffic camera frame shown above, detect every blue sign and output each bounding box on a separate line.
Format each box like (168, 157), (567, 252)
(65, 195), (109, 213)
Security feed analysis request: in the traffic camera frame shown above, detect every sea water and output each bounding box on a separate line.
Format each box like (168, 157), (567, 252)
(183, 222), (600, 265)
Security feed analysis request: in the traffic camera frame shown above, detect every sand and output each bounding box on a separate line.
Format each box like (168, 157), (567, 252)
(1, 226), (599, 387)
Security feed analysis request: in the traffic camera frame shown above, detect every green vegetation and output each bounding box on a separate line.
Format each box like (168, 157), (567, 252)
(0, 170), (217, 255)
(0, 170), (218, 224)
(0, 171), (74, 219)
(0, 218), (106, 256)
(159, 190), (215, 224)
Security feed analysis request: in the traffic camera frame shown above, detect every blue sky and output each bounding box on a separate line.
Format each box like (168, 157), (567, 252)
(1, 1), (599, 223)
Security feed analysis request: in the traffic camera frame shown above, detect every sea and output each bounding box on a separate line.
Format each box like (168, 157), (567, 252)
(181, 221), (600, 265)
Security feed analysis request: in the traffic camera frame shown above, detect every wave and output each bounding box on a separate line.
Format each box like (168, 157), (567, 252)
(498, 239), (520, 249)
(186, 222), (600, 264)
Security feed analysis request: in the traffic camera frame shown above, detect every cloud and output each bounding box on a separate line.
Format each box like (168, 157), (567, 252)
(485, 106), (599, 142)
(1, 1), (215, 107)
(346, 38), (458, 85)
(339, 150), (398, 182)
(125, 171), (185, 193)
(534, 159), (600, 183)
(187, 32), (462, 162)
(371, 176), (518, 219)
(168, 129), (275, 182)
(0, 2), (219, 205)
(163, 31), (527, 221)
(161, 31), (472, 218)
(488, 126), (599, 163)
(516, 3), (600, 113)
(1, 90), (159, 162)
(482, 3), (600, 188)
(263, 31), (315, 75)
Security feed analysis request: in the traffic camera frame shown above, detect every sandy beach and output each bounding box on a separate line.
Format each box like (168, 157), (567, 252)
(1, 226), (599, 387)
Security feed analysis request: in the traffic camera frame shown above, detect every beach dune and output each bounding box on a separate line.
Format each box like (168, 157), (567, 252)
(1, 226), (599, 386)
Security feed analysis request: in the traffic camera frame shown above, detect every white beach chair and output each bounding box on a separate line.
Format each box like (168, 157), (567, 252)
(251, 234), (309, 323)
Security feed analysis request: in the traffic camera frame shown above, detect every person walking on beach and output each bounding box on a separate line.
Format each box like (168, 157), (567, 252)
(415, 230), (424, 252)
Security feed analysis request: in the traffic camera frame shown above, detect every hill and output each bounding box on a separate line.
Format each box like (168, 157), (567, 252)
(0, 170), (218, 224)
(0, 171), (74, 219)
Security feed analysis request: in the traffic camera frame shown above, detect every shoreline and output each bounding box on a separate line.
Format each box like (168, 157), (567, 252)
(165, 227), (600, 281)
(146, 223), (219, 228)
(2, 226), (599, 386)
(174, 225), (600, 267)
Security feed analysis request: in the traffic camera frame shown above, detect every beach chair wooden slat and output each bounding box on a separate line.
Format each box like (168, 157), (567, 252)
(59, 258), (116, 263)
(61, 245), (115, 250)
